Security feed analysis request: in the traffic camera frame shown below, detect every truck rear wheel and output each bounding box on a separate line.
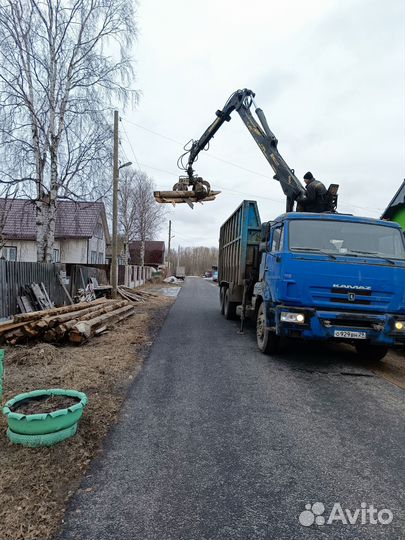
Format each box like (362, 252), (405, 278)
(224, 288), (237, 320)
(256, 302), (278, 354)
(355, 343), (388, 361)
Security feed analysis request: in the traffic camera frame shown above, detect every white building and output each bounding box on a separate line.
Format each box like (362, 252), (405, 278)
(0, 199), (110, 264)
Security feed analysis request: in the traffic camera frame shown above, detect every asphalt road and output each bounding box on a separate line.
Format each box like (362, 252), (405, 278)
(59, 277), (405, 540)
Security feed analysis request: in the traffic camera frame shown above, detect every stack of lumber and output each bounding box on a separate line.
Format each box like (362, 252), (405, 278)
(0, 299), (135, 346)
(117, 286), (158, 303)
(17, 282), (55, 313)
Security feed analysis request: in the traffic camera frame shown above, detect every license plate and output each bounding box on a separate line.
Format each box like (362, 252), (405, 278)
(334, 330), (367, 340)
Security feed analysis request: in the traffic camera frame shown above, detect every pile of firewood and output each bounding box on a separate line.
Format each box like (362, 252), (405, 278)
(0, 299), (136, 346)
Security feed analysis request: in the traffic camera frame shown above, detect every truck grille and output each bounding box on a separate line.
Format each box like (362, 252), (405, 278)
(310, 286), (392, 310)
(331, 287), (371, 297)
(323, 318), (378, 329)
(330, 287), (370, 305)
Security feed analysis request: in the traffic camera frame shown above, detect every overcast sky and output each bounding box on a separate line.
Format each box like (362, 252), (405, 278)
(121, 0), (404, 249)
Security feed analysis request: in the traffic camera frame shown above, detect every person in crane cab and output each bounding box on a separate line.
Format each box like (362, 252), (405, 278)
(298, 171), (328, 212)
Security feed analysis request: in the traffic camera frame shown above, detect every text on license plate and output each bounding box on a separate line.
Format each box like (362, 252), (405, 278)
(334, 330), (367, 340)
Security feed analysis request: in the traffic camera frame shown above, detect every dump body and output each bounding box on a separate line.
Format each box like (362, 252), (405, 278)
(218, 200), (262, 303)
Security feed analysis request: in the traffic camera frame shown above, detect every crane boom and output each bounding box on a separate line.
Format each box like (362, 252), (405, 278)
(154, 88), (337, 211)
(181, 88), (306, 211)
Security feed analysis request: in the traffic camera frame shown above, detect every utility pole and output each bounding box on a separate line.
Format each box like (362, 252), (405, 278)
(110, 111), (132, 298)
(111, 110), (119, 299)
(167, 220), (175, 275)
(167, 220), (172, 275)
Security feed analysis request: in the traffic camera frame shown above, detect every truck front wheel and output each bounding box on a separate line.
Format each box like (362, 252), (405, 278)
(256, 303), (278, 354)
(355, 343), (388, 361)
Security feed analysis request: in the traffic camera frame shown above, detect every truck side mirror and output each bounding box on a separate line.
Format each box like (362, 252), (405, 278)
(260, 221), (273, 252)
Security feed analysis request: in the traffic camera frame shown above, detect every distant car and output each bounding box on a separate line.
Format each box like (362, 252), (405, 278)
(204, 271), (213, 278)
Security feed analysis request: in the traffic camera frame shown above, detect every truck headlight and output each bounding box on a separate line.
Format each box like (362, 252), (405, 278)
(394, 321), (405, 331)
(280, 312), (305, 324)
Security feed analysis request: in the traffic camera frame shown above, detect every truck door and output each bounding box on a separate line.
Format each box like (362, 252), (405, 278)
(267, 224), (284, 301)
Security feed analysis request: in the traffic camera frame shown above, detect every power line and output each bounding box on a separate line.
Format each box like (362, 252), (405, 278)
(122, 119), (385, 214)
(121, 121), (141, 170)
(123, 119), (182, 145)
(122, 118), (272, 180)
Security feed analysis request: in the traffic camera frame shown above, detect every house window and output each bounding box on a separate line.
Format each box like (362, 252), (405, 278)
(2, 246), (17, 261)
(95, 223), (103, 239)
(53, 248), (60, 263)
(97, 252), (104, 264)
(90, 251), (97, 264)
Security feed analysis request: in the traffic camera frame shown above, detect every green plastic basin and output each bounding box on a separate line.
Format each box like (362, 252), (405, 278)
(2, 388), (87, 435)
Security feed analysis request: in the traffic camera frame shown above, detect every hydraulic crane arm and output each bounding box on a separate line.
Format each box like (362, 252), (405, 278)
(178, 88), (306, 211)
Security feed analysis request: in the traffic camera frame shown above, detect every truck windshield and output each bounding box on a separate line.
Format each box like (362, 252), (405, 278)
(289, 220), (405, 260)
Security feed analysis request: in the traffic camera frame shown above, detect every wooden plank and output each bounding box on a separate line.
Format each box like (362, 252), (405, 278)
(21, 295), (35, 313)
(118, 287), (145, 303)
(40, 282), (54, 308)
(30, 282), (50, 310)
(58, 273), (74, 305)
(17, 296), (26, 314)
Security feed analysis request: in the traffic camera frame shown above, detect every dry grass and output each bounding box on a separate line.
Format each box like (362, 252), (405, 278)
(0, 295), (174, 540)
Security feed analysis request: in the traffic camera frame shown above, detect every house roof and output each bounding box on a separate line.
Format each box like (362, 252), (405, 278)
(129, 240), (165, 266)
(0, 198), (109, 241)
(381, 180), (405, 220)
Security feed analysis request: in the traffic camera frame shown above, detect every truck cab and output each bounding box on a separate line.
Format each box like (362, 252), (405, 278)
(253, 213), (405, 359)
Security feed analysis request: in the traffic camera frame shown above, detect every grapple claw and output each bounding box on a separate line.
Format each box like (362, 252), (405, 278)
(154, 175), (220, 207)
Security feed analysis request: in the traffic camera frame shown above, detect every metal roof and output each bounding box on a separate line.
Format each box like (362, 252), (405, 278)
(0, 199), (108, 240)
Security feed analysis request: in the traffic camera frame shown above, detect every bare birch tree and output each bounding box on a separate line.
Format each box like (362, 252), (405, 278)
(118, 168), (166, 267)
(0, 0), (137, 262)
(118, 167), (138, 264)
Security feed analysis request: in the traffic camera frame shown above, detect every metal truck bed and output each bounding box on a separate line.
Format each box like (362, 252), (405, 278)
(218, 200), (262, 303)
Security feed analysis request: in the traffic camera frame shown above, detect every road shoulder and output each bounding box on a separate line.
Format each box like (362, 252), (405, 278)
(0, 295), (175, 540)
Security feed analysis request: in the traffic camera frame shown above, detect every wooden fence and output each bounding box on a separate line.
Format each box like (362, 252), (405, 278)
(0, 261), (67, 320)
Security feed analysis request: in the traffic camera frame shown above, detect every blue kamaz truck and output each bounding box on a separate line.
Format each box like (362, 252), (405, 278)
(219, 201), (405, 360)
(152, 88), (405, 359)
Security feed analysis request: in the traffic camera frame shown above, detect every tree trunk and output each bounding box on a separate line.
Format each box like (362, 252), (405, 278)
(140, 239), (145, 268)
(36, 198), (49, 262)
(42, 139), (59, 263)
(45, 178), (58, 262)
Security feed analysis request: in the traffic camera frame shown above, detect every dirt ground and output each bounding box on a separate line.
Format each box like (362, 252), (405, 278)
(0, 294), (175, 540)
